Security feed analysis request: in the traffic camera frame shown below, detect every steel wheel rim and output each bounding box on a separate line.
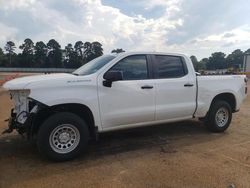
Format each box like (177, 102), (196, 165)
(215, 107), (229, 127)
(49, 124), (80, 154)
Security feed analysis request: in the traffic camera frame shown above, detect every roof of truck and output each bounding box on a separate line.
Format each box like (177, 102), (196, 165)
(112, 51), (189, 58)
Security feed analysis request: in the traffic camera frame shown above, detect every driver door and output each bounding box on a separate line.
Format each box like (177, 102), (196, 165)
(97, 55), (156, 129)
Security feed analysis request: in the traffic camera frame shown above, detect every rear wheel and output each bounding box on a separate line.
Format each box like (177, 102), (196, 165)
(37, 112), (89, 161)
(205, 100), (232, 133)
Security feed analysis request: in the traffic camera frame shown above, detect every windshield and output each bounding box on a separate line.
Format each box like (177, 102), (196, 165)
(73, 55), (116, 76)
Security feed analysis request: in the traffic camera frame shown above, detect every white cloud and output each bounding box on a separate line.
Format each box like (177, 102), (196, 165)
(0, 23), (18, 48)
(0, 0), (249, 58)
(30, 0), (182, 51)
(71, 0), (183, 52)
(200, 26), (250, 43)
(144, 0), (181, 10)
(165, 25), (250, 59)
(0, 0), (36, 10)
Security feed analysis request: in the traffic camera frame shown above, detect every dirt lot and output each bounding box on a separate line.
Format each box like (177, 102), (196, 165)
(0, 81), (249, 188)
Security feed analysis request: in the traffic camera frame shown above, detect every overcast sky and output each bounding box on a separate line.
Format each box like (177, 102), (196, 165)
(0, 0), (250, 59)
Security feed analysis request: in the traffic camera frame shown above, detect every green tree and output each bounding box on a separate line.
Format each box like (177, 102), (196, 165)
(64, 43), (78, 68)
(226, 49), (244, 69)
(200, 58), (209, 64)
(91, 41), (103, 58)
(47, 39), (62, 68)
(19, 38), (34, 54)
(0, 47), (7, 67)
(74, 41), (84, 57)
(111, 48), (125, 54)
(190, 55), (199, 71)
(190, 55), (206, 72)
(19, 38), (34, 67)
(83, 41), (103, 62)
(34, 41), (47, 67)
(206, 52), (227, 70)
(74, 41), (84, 64)
(4, 41), (16, 66)
(244, 48), (250, 54)
(0, 48), (4, 63)
(199, 58), (208, 70)
(83, 41), (92, 62)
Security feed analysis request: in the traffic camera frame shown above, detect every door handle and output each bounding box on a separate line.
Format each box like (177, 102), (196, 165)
(184, 83), (194, 87)
(141, 85), (154, 89)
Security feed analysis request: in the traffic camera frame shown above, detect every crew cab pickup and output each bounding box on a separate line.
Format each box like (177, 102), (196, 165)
(3, 52), (248, 161)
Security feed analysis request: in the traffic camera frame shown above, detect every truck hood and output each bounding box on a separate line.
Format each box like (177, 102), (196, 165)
(3, 73), (75, 90)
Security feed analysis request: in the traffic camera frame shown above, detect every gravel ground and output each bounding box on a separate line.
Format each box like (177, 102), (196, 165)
(0, 82), (249, 188)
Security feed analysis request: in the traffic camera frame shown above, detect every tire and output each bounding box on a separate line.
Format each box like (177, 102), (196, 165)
(205, 100), (232, 133)
(37, 112), (89, 161)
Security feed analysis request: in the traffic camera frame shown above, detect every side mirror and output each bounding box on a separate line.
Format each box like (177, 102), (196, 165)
(103, 71), (123, 87)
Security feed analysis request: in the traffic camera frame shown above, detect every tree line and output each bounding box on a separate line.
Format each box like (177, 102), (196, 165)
(0, 38), (249, 70)
(190, 49), (250, 72)
(0, 39), (105, 68)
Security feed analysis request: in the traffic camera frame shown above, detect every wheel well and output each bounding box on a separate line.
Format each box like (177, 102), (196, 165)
(32, 103), (96, 139)
(211, 93), (236, 112)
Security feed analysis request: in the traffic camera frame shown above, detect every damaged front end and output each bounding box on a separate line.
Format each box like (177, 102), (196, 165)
(3, 90), (41, 138)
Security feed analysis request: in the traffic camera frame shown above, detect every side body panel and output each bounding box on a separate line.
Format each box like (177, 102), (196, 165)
(26, 75), (103, 131)
(97, 79), (156, 128)
(195, 75), (247, 117)
(153, 55), (197, 120)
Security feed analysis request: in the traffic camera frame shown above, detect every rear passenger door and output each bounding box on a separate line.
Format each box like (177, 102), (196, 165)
(152, 55), (196, 121)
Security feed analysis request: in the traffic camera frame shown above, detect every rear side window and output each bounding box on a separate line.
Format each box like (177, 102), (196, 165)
(155, 55), (187, 78)
(109, 55), (148, 80)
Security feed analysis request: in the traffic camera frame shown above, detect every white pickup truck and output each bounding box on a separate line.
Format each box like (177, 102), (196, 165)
(3, 52), (248, 161)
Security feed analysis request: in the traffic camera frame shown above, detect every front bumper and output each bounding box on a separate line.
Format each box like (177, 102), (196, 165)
(3, 113), (16, 134)
(3, 108), (35, 137)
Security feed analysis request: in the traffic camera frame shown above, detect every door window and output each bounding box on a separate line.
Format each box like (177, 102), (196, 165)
(155, 55), (187, 78)
(109, 55), (148, 80)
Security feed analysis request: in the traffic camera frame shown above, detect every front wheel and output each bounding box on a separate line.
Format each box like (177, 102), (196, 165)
(37, 112), (89, 161)
(205, 100), (232, 133)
